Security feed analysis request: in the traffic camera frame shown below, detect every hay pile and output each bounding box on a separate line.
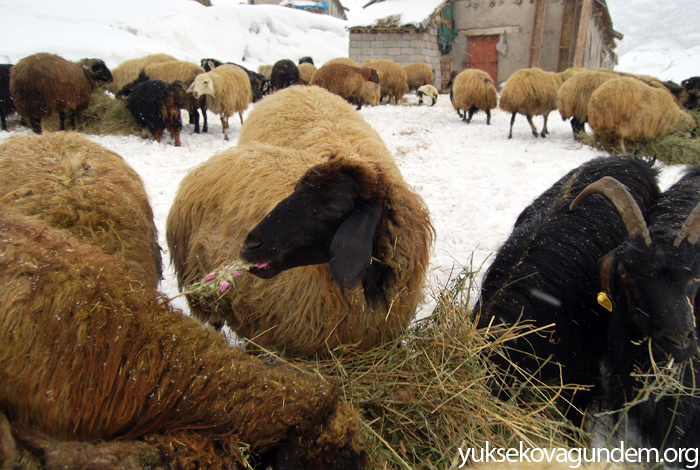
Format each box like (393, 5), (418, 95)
(280, 266), (588, 470)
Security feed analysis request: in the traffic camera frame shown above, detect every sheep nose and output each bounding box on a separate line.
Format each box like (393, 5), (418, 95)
(240, 237), (263, 255)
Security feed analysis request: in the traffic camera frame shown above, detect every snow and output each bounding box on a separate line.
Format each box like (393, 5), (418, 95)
(0, 0), (696, 320)
(346, 0), (446, 29)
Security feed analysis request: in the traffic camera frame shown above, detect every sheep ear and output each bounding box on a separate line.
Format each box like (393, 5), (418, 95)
(186, 82), (195, 93)
(329, 199), (383, 290)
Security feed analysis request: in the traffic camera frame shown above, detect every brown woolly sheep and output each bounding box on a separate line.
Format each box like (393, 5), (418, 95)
(187, 64), (252, 141)
(0, 206), (366, 470)
(361, 59), (408, 105)
(167, 86), (434, 356)
(310, 63), (380, 110)
(9, 52), (113, 134)
(105, 53), (177, 94)
(587, 76), (698, 154)
(499, 67), (572, 139)
(324, 57), (358, 67)
(360, 72), (382, 107)
(297, 62), (317, 85)
(144, 60), (208, 134)
(0, 132), (162, 288)
(450, 68), (498, 124)
(401, 61), (434, 91)
(557, 69), (620, 138)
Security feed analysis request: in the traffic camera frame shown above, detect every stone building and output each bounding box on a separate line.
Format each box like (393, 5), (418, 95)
(348, 0), (622, 89)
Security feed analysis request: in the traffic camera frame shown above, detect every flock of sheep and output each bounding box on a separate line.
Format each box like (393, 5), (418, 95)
(1, 50), (700, 469)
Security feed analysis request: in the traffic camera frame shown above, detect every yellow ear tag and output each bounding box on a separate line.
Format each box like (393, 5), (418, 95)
(597, 292), (613, 312)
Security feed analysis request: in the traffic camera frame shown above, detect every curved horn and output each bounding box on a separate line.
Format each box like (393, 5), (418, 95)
(674, 201), (700, 247)
(570, 176), (651, 246)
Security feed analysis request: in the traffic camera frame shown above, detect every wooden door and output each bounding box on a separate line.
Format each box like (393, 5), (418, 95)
(466, 35), (499, 83)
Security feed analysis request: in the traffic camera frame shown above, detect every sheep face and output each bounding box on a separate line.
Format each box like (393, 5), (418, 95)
(240, 158), (385, 290)
(187, 75), (214, 99)
(80, 59), (113, 83)
(599, 232), (700, 362)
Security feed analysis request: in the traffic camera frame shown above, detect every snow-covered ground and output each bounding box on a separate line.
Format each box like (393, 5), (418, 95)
(0, 0), (695, 320)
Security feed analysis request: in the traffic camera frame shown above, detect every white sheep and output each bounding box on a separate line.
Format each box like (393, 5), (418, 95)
(416, 84), (438, 106)
(187, 64), (252, 141)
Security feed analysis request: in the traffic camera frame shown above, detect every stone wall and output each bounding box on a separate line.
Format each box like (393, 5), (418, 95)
(349, 24), (442, 87)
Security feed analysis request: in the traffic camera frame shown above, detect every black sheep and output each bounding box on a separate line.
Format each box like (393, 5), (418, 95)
(681, 76), (700, 110)
(577, 167), (700, 463)
(127, 79), (184, 146)
(200, 58), (270, 103)
(270, 59), (299, 92)
(476, 156), (660, 425)
(0, 64), (14, 131)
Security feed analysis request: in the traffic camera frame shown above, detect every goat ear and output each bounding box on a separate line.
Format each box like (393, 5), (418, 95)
(329, 199), (383, 290)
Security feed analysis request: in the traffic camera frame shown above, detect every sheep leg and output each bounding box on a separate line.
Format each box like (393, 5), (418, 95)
(486, 109), (492, 125)
(619, 139), (628, 156)
(190, 106), (200, 134)
(508, 112), (517, 139)
(221, 114), (229, 141)
(1, 112), (6, 131)
(466, 107), (476, 124)
(526, 115), (539, 138)
(169, 124), (182, 147)
(69, 113), (77, 130)
(153, 128), (164, 143)
(570, 117), (585, 139)
(59, 111), (66, 131)
(201, 103), (208, 133)
(541, 113), (550, 137)
(430, 96), (436, 106)
(29, 118), (42, 135)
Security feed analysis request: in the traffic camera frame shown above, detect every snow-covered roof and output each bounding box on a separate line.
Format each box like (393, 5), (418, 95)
(347, 0), (446, 29)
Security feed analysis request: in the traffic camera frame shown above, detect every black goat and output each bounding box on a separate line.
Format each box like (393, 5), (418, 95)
(270, 59), (299, 92)
(127, 79), (185, 146)
(200, 58), (270, 103)
(575, 168), (700, 463)
(0, 64), (14, 131)
(476, 156), (660, 424)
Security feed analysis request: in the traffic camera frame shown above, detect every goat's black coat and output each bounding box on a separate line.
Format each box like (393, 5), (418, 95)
(476, 156), (660, 422)
(270, 59), (299, 92)
(602, 166), (700, 460)
(200, 58), (269, 103)
(126, 79), (183, 142)
(0, 64), (14, 131)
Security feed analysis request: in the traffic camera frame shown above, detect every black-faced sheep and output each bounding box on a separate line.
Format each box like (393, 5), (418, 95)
(587, 77), (697, 154)
(0, 132), (162, 288)
(297, 62), (317, 85)
(167, 86), (434, 356)
(105, 53), (177, 94)
(0, 63), (14, 131)
(0, 206), (366, 470)
(127, 78), (185, 147)
(361, 59), (408, 105)
(144, 60), (208, 134)
(450, 69), (498, 124)
(681, 76), (700, 110)
(499, 67), (578, 139)
(310, 63), (380, 110)
(299, 56), (315, 65)
(402, 62), (434, 92)
(557, 68), (620, 138)
(571, 169), (700, 462)
(9, 52), (113, 134)
(187, 64), (252, 141)
(417, 84), (438, 106)
(270, 59), (299, 91)
(476, 156), (660, 424)
(201, 58), (270, 103)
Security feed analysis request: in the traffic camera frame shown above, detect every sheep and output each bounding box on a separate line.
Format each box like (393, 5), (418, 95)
(324, 57), (358, 67)
(187, 64), (252, 141)
(144, 60), (208, 134)
(0, 132), (162, 288)
(476, 156), (660, 425)
(9, 52), (113, 134)
(449, 69), (498, 124)
(0, 206), (366, 470)
(105, 53), (176, 94)
(361, 59), (408, 105)
(201, 58), (270, 103)
(681, 76), (700, 110)
(360, 74), (382, 107)
(557, 69), (620, 138)
(299, 56), (315, 65)
(0, 63), (14, 131)
(258, 63), (273, 79)
(310, 63), (380, 110)
(270, 59), (299, 91)
(297, 62), (317, 85)
(167, 86), (434, 356)
(571, 168), (700, 463)
(416, 84), (438, 106)
(499, 67), (571, 139)
(401, 61), (434, 92)
(127, 78), (185, 147)
(587, 77), (697, 154)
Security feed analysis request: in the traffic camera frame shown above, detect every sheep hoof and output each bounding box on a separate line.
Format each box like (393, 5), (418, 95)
(224, 135), (229, 141)
(540, 132), (547, 138)
(532, 132), (539, 138)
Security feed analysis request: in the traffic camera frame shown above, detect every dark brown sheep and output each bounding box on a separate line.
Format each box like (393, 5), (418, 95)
(310, 63), (380, 109)
(0, 132), (162, 288)
(0, 205), (366, 470)
(9, 52), (113, 134)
